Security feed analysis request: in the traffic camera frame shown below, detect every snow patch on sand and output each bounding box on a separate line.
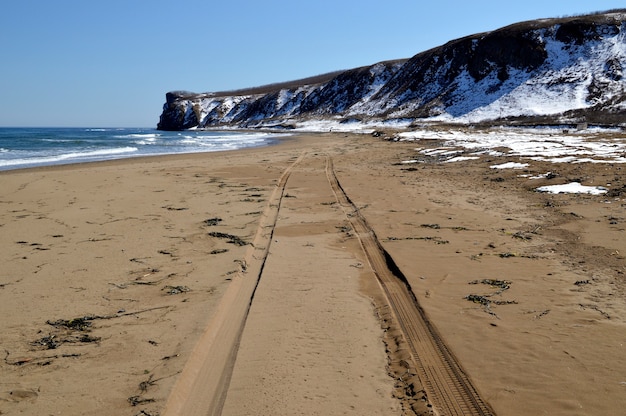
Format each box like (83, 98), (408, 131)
(536, 182), (608, 195)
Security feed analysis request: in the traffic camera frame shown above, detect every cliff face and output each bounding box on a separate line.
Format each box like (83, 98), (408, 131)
(158, 11), (626, 130)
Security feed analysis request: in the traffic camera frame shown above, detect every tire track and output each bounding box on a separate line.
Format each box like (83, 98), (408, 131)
(325, 155), (494, 416)
(162, 152), (306, 416)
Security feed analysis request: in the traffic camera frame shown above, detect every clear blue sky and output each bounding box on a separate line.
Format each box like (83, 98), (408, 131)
(1, 1), (623, 127)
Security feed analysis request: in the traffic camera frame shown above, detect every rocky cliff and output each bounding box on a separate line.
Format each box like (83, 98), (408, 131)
(158, 10), (626, 130)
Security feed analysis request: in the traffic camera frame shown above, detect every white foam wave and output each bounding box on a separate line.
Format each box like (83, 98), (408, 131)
(0, 129), (285, 171)
(0, 147), (138, 168)
(177, 135), (267, 148)
(115, 133), (161, 139)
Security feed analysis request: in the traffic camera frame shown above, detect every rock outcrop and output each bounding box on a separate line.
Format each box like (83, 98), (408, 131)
(158, 10), (626, 130)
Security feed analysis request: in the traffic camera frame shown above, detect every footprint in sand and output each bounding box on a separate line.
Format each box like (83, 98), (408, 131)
(3, 389), (39, 402)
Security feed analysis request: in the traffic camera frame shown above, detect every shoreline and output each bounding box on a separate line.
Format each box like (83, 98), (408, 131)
(0, 127), (290, 173)
(0, 133), (301, 175)
(1, 132), (625, 415)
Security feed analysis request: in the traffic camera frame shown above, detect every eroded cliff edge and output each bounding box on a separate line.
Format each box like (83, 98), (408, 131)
(158, 11), (626, 130)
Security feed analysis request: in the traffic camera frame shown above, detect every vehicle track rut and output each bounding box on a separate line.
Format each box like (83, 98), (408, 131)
(162, 152), (305, 416)
(325, 155), (495, 416)
(163, 151), (493, 416)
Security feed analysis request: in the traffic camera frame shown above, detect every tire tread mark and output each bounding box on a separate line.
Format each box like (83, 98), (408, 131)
(325, 156), (494, 416)
(162, 152), (306, 416)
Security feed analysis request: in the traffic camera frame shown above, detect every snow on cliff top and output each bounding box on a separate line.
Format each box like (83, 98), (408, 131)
(436, 28), (626, 122)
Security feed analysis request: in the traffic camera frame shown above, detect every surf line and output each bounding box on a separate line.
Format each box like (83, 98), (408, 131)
(162, 152), (306, 416)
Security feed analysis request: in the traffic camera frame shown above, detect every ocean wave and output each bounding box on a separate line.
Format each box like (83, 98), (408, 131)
(62, 147), (138, 158)
(177, 136), (267, 147)
(115, 133), (161, 139)
(0, 147), (138, 168)
(41, 138), (84, 143)
(0, 128), (286, 171)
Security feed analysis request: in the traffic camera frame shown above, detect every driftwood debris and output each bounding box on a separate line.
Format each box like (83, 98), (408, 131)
(46, 306), (172, 330)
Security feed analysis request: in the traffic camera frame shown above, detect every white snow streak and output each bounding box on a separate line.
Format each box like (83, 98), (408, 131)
(536, 182), (608, 195)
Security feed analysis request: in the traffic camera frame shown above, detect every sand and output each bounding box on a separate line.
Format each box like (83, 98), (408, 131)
(1, 132), (625, 416)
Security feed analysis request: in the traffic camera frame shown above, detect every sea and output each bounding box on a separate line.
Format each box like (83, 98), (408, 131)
(0, 127), (284, 171)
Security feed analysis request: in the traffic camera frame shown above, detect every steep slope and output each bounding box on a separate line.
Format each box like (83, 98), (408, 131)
(158, 10), (626, 130)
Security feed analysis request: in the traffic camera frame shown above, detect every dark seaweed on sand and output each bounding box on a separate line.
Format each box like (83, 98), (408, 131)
(204, 217), (223, 226)
(208, 231), (248, 246)
(46, 316), (95, 331)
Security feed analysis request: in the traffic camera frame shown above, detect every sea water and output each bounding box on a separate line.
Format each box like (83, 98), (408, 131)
(0, 127), (283, 171)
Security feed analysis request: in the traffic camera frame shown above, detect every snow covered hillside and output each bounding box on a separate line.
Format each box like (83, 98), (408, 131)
(158, 10), (626, 130)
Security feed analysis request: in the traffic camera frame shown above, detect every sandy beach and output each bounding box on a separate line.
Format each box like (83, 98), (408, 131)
(1, 132), (626, 416)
